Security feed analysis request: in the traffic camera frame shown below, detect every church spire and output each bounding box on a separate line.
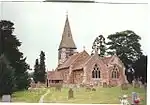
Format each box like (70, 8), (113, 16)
(58, 13), (77, 50)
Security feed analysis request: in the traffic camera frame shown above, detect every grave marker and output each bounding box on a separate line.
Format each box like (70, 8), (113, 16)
(134, 82), (140, 88)
(103, 82), (107, 88)
(92, 88), (96, 91)
(2, 95), (11, 102)
(138, 81), (143, 88)
(121, 83), (128, 90)
(55, 84), (62, 91)
(68, 88), (74, 99)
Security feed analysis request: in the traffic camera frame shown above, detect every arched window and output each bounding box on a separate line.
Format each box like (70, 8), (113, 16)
(92, 64), (101, 78)
(111, 65), (119, 79)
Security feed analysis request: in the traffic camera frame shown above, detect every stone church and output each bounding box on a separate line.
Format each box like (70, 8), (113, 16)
(47, 14), (128, 86)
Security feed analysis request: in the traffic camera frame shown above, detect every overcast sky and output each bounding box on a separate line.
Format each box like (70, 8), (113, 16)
(1, 2), (148, 71)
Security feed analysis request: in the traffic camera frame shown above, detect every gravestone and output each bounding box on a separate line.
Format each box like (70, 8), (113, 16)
(55, 84), (61, 91)
(85, 87), (91, 91)
(80, 84), (84, 88)
(36, 82), (40, 88)
(103, 82), (107, 88)
(2, 95), (11, 102)
(138, 81), (143, 88)
(31, 82), (36, 88)
(132, 80), (135, 88)
(144, 83), (147, 89)
(75, 84), (80, 91)
(121, 83), (128, 90)
(108, 84), (112, 88)
(90, 84), (93, 88)
(92, 88), (96, 91)
(134, 82), (140, 88)
(68, 88), (74, 99)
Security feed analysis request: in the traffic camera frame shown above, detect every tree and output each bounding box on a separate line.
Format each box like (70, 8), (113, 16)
(39, 51), (46, 83)
(91, 35), (107, 57)
(0, 20), (30, 90)
(33, 59), (40, 83)
(107, 30), (143, 83)
(133, 55), (147, 83)
(107, 30), (142, 67)
(0, 54), (15, 96)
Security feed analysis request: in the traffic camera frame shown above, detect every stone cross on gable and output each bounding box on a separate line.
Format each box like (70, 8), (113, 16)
(66, 11), (68, 17)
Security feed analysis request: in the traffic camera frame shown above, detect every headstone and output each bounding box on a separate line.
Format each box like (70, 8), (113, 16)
(121, 83), (128, 90)
(138, 81), (143, 88)
(68, 88), (74, 99)
(37, 82), (42, 88)
(90, 84), (93, 88)
(92, 88), (96, 91)
(108, 84), (112, 88)
(144, 83), (147, 89)
(55, 84), (61, 91)
(86, 87), (91, 91)
(75, 84), (80, 91)
(132, 80), (135, 87)
(2, 95), (11, 102)
(80, 83), (84, 87)
(134, 82), (140, 88)
(103, 82), (107, 88)
(31, 82), (36, 88)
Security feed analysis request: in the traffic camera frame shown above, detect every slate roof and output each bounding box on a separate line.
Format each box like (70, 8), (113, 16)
(71, 50), (90, 70)
(101, 56), (113, 65)
(57, 52), (81, 70)
(57, 51), (115, 70)
(47, 71), (63, 80)
(59, 15), (76, 50)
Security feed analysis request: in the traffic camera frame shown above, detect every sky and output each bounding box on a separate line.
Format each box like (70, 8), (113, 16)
(1, 2), (149, 72)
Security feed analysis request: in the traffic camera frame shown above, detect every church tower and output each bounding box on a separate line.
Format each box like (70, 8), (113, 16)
(58, 13), (77, 66)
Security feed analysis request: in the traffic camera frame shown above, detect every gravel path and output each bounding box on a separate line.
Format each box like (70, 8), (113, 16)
(39, 89), (50, 103)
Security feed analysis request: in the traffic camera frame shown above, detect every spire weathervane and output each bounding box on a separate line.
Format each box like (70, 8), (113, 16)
(66, 11), (68, 17)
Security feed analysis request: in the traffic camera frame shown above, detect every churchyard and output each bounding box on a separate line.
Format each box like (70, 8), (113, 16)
(0, 88), (47, 103)
(43, 85), (146, 104)
(0, 84), (146, 104)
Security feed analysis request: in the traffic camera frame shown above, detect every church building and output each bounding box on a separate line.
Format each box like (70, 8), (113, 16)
(47, 14), (128, 86)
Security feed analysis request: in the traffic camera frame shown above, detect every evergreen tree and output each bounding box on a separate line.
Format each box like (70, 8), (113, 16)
(0, 54), (15, 96)
(91, 35), (106, 57)
(0, 20), (30, 90)
(33, 59), (40, 83)
(39, 51), (46, 83)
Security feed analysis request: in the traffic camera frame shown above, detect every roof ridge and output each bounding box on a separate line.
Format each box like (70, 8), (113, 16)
(57, 52), (81, 69)
(70, 51), (85, 66)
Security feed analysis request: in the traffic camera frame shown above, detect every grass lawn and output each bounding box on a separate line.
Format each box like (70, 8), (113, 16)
(11, 88), (47, 103)
(44, 86), (146, 104)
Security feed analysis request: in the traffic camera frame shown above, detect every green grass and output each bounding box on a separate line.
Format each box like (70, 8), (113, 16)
(11, 88), (47, 103)
(44, 86), (146, 104)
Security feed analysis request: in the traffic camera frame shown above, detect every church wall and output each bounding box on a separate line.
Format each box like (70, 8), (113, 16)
(72, 70), (83, 84)
(108, 67), (125, 86)
(108, 56), (127, 86)
(58, 68), (69, 83)
(83, 56), (109, 85)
